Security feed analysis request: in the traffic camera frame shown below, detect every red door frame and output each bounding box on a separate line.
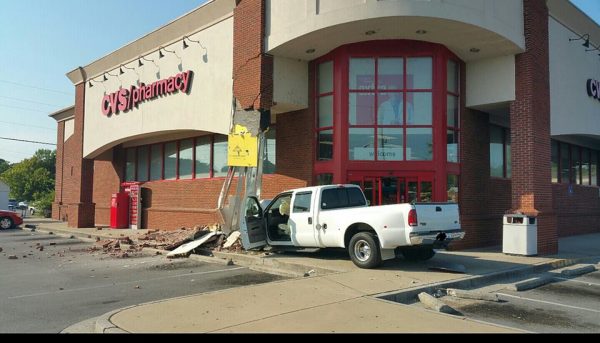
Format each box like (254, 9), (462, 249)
(312, 40), (463, 203)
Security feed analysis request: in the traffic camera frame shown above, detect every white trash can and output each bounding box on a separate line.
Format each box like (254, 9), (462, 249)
(502, 214), (537, 256)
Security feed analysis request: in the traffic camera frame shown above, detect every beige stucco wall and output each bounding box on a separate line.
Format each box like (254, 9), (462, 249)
(266, 0), (524, 61)
(63, 119), (74, 143)
(466, 55), (515, 108)
(273, 57), (309, 113)
(83, 17), (233, 158)
(549, 17), (600, 137)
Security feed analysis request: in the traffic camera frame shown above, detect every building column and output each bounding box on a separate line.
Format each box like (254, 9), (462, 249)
(52, 121), (65, 221)
(233, 0), (272, 110)
(510, 0), (557, 254)
(66, 83), (95, 228)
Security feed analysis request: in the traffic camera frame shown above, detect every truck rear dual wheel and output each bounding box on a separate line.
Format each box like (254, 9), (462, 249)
(349, 232), (382, 269)
(401, 247), (436, 261)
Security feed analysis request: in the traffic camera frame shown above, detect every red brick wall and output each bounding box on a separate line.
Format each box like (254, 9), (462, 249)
(52, 83), (95, 227)
(274, 108), (314, 186)
(454, 108), (494, 250)
(93, 149), (122, 225)
(138, 174), (306, 230)
(233, 0), (272, 109)
(510, 0), (557, 254)
(553, 184), (600, 237)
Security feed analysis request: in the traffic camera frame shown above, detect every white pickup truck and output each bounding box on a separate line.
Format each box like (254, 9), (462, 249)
(240, 184), (464, 268)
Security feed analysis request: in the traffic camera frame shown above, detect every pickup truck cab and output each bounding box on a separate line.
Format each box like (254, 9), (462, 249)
(241, 184), (464, 268)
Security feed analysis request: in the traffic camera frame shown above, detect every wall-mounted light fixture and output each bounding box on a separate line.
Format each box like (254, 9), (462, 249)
(119, 64), (135, 75)
(183, 35), (206, 51)
(159, 46), (176, 59)
(570, 33), (591, 48)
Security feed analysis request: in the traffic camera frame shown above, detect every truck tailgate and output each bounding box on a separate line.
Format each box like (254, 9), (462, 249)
(413, 203), (460, 232)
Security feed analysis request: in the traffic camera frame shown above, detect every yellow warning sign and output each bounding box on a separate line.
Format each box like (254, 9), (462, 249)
(228, 125), (258, 167)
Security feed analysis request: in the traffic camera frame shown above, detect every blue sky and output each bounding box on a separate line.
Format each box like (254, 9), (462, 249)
(0, 0), (205, 163)
(0, 0), (598, 164)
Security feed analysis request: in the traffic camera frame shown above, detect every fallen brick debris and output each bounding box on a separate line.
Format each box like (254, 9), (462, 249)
(83, 223), (252, 258)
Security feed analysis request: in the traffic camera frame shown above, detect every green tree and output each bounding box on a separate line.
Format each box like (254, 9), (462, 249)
(0, 158), (10, 175)
(0, 149), (56, 202)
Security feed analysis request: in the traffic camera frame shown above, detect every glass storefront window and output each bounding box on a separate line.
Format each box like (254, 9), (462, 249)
(125, 149), (135, 182)
(447, 60), (458, 93)
(406, 57), (432, 89)
(505, 131), (511, 178)
(571, 146), (581, 185)
(447, 95), (458, 127)
(349, 128), (375, 161)
(264, 129), (276, 174)
(164, 142), (177, 180)
(592, 153), (598, 186)
(213, 136), (228, 177)
(377, 93), (403, 125)
(318, 61), (333, 94)
(551, 141), (559, 183)
(406, 128), (432, 161)
(138, 146), (149, 182)
(349, 58), (375, 90)
(447, 130), (459, 163)
(420, 181), (432, 202)
(313, 42), (463, 203)
(406, 92), (432, 125)
(560, 143), (570, 184)
(582, 148), (590, 185)
(179, 139), (193, 180)
(317, 130), (333, 161)
(318, 95), (333, 128)
(447, 174), (459, 203)
(150, 144), (162, 181)
(377, 128), (403, 161)
(316, 174), (334, 186)
(378, 58), (404, 90)
(490, 126), (504, 178)
(349, 93), (375, 125)
(195, 136), (211, 179)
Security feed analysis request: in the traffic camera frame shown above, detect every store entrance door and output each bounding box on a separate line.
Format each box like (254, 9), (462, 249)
(349, 175), (433, 206)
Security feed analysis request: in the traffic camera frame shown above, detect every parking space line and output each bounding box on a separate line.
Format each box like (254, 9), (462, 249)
(497, 293), (600, 314)
(552, 276), (600, 287)
(8, 267), (246, 299)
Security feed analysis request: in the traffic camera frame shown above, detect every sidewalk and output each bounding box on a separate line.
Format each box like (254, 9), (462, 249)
(26, 219), (600, 333)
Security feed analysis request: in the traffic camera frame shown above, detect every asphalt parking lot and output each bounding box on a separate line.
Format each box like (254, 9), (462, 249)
(433, 270), (600, 333)
(0, 228), (285, 333)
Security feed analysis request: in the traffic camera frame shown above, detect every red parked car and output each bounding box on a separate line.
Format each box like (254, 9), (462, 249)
(0, 210), (23, 230)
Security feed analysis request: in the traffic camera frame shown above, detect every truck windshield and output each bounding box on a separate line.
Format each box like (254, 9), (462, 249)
(321, 187), (366, 210)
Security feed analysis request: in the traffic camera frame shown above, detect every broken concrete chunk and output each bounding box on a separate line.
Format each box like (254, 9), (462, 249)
(223, 231), (241, 249)
(446, 288), (500, 302)
(418, 292), (458, 314)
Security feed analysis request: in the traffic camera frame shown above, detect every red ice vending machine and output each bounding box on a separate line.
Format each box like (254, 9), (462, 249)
(110, 192), (130, 229)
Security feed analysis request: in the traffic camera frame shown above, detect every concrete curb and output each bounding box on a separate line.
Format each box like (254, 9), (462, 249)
(508, 276), (552, 291)
(377, 255), (599, 304)
(94, 307), (137, 333)
(558, 264), (597, 277)
(23, 225), (339, 278)
(212, 251), (340, 278)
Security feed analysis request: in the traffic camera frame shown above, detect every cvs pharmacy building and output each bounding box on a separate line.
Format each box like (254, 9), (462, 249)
(52, 0), (600, 254)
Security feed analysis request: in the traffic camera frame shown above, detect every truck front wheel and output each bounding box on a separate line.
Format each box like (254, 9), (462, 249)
(348, 232), (382, 269)
(401, 246), (436, 261)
